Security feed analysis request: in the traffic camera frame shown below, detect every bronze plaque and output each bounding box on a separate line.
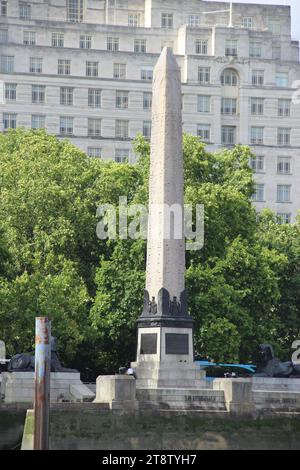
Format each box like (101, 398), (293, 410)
(140, 334), (157, 354)
(165, 333), (189, 355)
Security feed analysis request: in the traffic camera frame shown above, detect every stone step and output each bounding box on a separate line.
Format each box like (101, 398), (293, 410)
(138, 400), (227, 411)
(137, 387), (223, 398)
(253, 377), (300, 392)
(135, 370), (205, 380)
(253, 390), (300, 412)
(137, 388), (226, 412)
(136, 379), (208, 389)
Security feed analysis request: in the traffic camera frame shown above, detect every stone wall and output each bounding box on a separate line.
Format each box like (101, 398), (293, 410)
(2, 403), (300, 450)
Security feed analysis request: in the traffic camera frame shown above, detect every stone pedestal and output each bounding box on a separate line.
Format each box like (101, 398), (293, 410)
(94, 375), (137, 412)
(133, 323), (206, 389)
(1, 372), (95, 404)
(213, 378), (255, 416)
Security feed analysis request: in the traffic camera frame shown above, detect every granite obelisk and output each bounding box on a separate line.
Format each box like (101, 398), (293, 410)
(133, 48), (205, 389)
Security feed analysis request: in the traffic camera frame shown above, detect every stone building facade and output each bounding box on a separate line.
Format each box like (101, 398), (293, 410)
(0, 0), (300, 220)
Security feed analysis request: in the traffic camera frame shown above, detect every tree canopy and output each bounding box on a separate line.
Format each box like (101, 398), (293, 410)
(0, 129), (299, 376)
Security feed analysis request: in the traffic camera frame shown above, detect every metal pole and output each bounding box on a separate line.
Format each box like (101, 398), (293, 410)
(34, 317), (51, 450)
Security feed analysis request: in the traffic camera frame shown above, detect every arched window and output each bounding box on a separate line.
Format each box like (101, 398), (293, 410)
(221, 69), (239, 86)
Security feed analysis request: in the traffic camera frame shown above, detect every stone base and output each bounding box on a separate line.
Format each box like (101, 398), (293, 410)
(135, 377), (300, 416)
(94, 375), (138, 413)
(137, 387), (227, 412)
(252, 377), (300, 414)
(131, 360), (207, 389)
(213, 378), (255, 416)
(1, 372), (95, 404)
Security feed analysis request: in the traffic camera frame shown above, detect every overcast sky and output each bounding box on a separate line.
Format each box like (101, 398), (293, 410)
(207, 0), (299, 42)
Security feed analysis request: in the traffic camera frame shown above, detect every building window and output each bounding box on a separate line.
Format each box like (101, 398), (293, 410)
(277, 213), (291, 224)
(32, 85), (45, 104)
(161, 13), (173, 29)
(252, 70), (264, 86)
(107, 37), (119, 52)
(19, 3), (31, 19)
(58, 59), (71, 75)
(52, 32), (64, 48)
(195, 39), (208, 55)
(114, 63), (126, 79)
(268, 19), (281, 35)
(88, 118), (101, 137)
(221, 126), (236, 145)
(277, 185), (291, 203)
(115, 120), (129, 139)
(197, 124), (210, 143)
(197, 95), (210, 113)
(249, 155), (264, 173)
(23, 31), (36, 45)
(88, 147), (102, 158)
(251, 98), (264, 115)
(1, 1), (7, 16)
(143, 92), (152, 110)
(142, 121), (151, 139)
(5, 83), (17, 102)
(252, 184), (265, 202)
(188, 15), (200, 27)
(221, 98), (237, 115)
(60, 116), (73, 136)
(115, 149), (129, 163)
(128, 13), (140, 27)
(249, 41), (262, 58)
(31, 114), (45, 129)
(278, 128), (291, 146)
(250, 127), (264, 145)
(67, 0), (83, 23)
(80, 35), (91, 49)
(3, 113), (17, 130)
(242, 17), (253, 28)
(0, 55), (14, 73)
(141, 67), (153, 81)
(88, 89), (101, 108)
(60, 87), (73, 106)
(221, 69), (238, 86)
(225, 39), (238, 56)
(278, 99), (291, 117)
(134, 39), (146, 53)
(272, 46), (281, 60)
(86, 61), (98, 77)
(116, 91), (129, 109)
(198, 67), (210, 85)
(30, 57), (42, 73)
(277, 156), (291, 174)
(276, 72), (288, 87)
(0, 29), (8, 43)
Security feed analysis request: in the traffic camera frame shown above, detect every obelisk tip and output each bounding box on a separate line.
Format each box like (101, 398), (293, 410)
(154, 46), (180, 74)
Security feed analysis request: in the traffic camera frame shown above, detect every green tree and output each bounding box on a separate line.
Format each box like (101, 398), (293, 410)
(0, 129), (142, 368)
(1, 129), (299, 373)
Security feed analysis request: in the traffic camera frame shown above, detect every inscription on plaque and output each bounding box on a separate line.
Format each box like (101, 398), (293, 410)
(165, 333), (189, 355)
(140, 334), (157, 354)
